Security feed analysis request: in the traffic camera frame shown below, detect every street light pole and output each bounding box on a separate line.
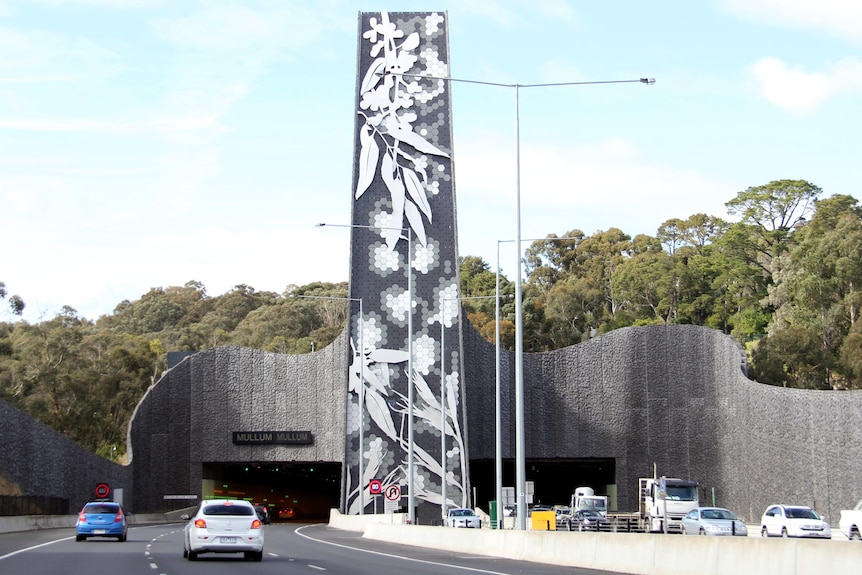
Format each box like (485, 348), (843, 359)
(385, 70), (653, 530)
(318, 222), (415, 523)
(497, 234), (581, 528)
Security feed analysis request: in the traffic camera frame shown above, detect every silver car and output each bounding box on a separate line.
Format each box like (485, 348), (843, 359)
(682, 507), (747, 536)
(447, 507), (482, 528)
(183, 499), (265, 561)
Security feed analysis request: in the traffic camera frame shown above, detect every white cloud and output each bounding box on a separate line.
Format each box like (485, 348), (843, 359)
(0, 27), (123, 82)
(454, 131), (734, 243)
(748, 56), (862, 113)
(720, 0), (862, 42)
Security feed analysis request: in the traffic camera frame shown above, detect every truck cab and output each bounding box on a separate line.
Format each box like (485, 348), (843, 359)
(639, 477), (699, 533)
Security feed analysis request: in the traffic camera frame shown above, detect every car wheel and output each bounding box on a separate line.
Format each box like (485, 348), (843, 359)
(851, 528), (861, 541)
(699, 528), (705, 536)
(183, 547), (188, 558)
(119, 533), (127, 542)
(187, 550), (198, 561)
(75, 535), (84, 542)
(781, 528), (789, 538)
(761, 526), (769, 537)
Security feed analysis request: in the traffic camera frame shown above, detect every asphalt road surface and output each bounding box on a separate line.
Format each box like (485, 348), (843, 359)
(0, 522), (621, 575)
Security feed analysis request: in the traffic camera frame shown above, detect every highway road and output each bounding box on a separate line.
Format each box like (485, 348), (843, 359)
(0, 522), (620, 575)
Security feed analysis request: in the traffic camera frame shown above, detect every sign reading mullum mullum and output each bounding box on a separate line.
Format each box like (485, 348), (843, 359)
(344, 11), (469, 518)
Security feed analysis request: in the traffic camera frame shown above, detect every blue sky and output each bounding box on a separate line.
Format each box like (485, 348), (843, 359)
(2, 0), (860, 323)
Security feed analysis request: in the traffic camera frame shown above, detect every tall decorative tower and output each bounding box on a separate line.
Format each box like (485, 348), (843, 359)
(344, 11), (468, 521)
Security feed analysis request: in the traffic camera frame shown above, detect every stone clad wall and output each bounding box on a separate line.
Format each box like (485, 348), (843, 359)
(0, 400), (131, 512)
(463, 323), (862, 523)
(128, 331), (348, 512)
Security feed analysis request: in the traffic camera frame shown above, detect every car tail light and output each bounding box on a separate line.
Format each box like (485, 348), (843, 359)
(114, 509), (124, 523)
(251, 519), (261, 529)
(194, 519), (207, 528)
(78, 510), (87, 523)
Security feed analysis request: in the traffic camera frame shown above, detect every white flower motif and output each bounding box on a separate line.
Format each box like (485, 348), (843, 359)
(430, 283), (460, 327)
(413, 334), (436, 375)
(372, 244), (400, 273)
(361, 316), (384, 348)
(426, 13), (444, 34)
(385, 288), (410, 322)
(413, 241), (436, 274)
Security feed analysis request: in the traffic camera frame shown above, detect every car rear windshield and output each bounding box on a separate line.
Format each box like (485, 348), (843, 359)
(203, 504), (254, 516)
(84, 504), (119, 514)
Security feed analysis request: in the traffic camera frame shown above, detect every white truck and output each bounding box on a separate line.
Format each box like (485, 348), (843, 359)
(639, 476), (699, 533)
(839, 499), (862, 540)
(570, 486), (609, 517)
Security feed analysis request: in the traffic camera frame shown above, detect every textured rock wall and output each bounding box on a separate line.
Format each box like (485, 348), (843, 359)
(0, 400), (131, 512)
(463, 323), (862, 523)
(128, 331), (348, 512)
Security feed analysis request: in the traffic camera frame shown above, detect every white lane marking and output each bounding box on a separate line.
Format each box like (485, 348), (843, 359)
(294, 526), (510, 575)
(149, 563), (158, 569)
(0, 537), (74, 561)
(308, 565), (326, 571)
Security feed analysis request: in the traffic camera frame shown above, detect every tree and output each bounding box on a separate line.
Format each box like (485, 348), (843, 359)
(0, 281), (24, 316)
(724, 179), (821, 278)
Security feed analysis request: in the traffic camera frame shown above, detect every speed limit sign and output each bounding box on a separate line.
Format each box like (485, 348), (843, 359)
(384, 484), (401, 501)
(94, 483), (110, 498)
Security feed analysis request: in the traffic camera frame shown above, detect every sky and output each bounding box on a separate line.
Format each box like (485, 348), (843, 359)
(2, 0), (861, 323)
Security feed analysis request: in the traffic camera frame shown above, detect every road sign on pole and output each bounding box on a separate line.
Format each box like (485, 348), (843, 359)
(385, 484), (401, 501)
(369, 479), (383, 495)
(94, 483), (110, 499)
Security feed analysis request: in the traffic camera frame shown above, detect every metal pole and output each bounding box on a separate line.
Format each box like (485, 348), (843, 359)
(407, 230), (415, 524)
(495, 241), (503, 529)
(514, 84), (527, 530)
(358, 298), (364, 514)
(440, 308), (446, 521)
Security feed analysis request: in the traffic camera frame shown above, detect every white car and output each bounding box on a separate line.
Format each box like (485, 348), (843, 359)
(682, 507), (747, 536)
(183, 499), (264, 561)
(447, 507), (481, 528)
(760, 504), (831, 539)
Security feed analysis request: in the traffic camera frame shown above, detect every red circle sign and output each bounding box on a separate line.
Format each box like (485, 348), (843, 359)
(94, 483), (110, 498)
(369, 479), (382, 495)
(385, 484), (401, 501)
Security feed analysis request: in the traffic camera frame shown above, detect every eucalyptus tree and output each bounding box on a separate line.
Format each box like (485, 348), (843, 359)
(754, 195), (862, 388)
(0, 281), (24, 316)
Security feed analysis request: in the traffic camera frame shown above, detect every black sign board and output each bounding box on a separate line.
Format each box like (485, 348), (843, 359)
(232, 431), (313, 445)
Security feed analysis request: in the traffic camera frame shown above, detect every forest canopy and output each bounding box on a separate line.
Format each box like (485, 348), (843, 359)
(2, 179), (861, 460)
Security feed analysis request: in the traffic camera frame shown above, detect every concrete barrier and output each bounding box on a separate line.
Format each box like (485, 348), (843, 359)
(328, 508), (407, 531)
(0, 515), (76, 534)
(327, 513), (861, 575)
(0, 509), (189, 535)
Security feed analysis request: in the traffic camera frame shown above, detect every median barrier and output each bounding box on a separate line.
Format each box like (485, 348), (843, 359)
(0, 515), (75, 534)
(0, 509), (189, 534)
(349, 518), (860, 575)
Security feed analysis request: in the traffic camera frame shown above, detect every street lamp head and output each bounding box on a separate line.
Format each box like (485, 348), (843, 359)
(640, 78), (656, 85)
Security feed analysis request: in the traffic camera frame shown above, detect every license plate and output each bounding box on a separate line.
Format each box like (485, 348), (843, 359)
(220, 537), (236, 543)
(94, 529), (106, 534)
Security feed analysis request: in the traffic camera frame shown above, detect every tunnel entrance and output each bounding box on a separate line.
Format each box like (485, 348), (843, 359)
(201, 462), (340, 522)
(469, 458), (616, 511)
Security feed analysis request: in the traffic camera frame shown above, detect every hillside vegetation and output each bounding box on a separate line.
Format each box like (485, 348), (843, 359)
(2, 179), (861, 459)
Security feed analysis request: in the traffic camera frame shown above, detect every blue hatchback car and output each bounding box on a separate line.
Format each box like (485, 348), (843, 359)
(75, 501), (128, 542)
